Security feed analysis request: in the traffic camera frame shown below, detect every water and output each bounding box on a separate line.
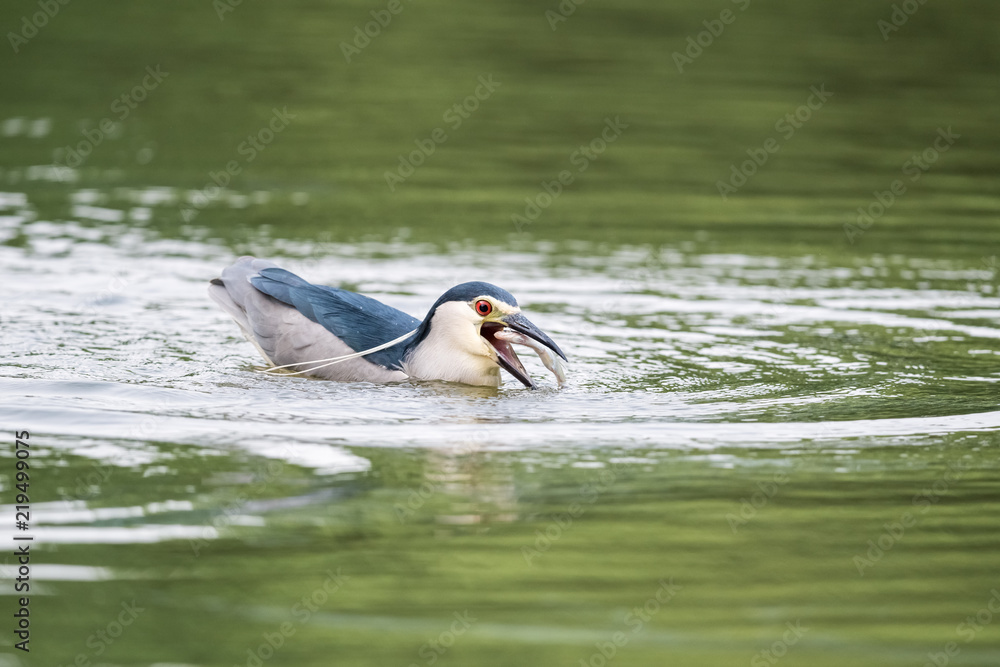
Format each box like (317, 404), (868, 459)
(3, 214), (999, 666)
(2, 1), (1000, 666)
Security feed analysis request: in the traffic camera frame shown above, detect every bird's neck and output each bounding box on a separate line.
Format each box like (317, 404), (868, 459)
(402, 302), (500, 387)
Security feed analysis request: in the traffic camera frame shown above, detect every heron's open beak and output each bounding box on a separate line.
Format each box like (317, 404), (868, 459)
(480, 313), (567, 389)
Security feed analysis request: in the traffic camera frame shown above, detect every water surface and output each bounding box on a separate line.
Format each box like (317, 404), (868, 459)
(1, 1), (999, 666)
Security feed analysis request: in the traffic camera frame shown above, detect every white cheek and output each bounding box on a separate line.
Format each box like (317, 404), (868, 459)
(402, 301), (502, 386)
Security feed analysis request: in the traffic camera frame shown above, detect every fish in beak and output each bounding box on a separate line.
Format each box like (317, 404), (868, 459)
(480, 313), (567, 389)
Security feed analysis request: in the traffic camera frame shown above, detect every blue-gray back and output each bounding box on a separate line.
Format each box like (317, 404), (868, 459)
(250, 268), (420, 370)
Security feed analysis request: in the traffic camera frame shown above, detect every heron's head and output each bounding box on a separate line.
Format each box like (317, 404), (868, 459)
(410, 282), (567, 389)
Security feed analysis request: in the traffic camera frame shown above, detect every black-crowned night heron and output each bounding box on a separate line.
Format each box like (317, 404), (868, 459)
(209, 256), (567, 388)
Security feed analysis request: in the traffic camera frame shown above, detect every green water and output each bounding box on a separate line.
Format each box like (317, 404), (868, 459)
(1, 1), (999, 666)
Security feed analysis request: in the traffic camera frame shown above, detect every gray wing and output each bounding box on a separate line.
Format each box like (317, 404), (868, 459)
(249, 267), (419, 369)
(208, 256), (408, 383)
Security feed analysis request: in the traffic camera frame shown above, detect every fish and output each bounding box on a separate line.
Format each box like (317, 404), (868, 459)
(494, 328), (568, 386)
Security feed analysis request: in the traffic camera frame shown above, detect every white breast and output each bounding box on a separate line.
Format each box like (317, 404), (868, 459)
(402, 301), (501, 387)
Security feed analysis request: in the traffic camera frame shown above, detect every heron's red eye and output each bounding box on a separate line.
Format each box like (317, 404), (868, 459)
(475, 300), (492, 316)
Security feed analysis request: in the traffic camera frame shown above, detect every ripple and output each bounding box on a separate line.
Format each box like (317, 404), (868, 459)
(0, 214), (998, 468)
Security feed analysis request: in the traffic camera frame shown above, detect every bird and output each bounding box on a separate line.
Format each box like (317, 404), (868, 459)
(208, 256), (566, 389)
